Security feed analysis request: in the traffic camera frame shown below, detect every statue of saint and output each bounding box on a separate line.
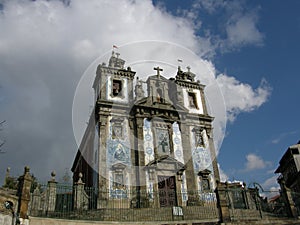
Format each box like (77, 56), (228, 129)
(135, 77), (145, 100)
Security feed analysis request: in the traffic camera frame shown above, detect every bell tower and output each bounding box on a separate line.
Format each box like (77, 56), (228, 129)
(92, 52), (136, 208)
(93, 51), (135, 104)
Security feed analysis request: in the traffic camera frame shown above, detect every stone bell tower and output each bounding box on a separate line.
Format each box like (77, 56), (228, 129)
(92, 51), (136, 207)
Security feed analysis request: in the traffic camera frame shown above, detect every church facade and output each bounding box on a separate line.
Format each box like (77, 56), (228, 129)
(72, 52), (220, 208)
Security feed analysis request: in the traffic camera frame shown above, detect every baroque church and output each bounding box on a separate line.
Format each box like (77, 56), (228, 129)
(72, 51), (220, 208)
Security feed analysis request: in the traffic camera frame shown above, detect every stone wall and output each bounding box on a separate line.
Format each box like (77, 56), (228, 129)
(0, 214), (12, 225)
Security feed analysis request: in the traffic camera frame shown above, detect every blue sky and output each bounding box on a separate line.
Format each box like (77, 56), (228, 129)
(0, 0), (299, 190)
(157, 0), (300, 188)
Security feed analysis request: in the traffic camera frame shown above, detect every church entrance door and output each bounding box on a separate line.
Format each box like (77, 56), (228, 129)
(158, 176), (177, 207)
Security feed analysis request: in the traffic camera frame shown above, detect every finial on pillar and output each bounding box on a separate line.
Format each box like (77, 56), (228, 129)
(24, 166), (30, 174)
(51, 171), (56, 182)
(77, 172), (83, 184)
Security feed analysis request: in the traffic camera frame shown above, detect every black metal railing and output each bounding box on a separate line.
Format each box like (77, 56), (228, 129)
(29, 184), (219, 222)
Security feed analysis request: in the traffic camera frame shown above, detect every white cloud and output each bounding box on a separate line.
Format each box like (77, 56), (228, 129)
(271, 131), (297, 144)
(0, 0), (270, 182)
(245, 153), (272, 171)
(217, 75), (271, 122)
(262, 175), (280, 191)
(225, 13), (264, 49)
(179, 0), (264, 52)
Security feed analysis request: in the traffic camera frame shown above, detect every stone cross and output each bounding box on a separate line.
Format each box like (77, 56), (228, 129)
(154, 66), (163, 78)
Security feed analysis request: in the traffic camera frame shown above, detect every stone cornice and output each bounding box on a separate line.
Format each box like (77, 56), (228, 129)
(175, 79), (205, 90)
(97, 66), (136, 79)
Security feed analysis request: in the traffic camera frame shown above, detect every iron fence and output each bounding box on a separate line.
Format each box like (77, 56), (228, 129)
(29, 182), (300, 222)
(29, 184), (219, 222)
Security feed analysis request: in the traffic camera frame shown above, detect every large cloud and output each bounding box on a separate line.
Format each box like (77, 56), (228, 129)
(244, 153), (272, 172)
(0, 0), (270, 183)
(217, 75), (271, 122)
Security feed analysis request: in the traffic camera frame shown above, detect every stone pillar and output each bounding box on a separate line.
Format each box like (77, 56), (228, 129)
(17, 166), (33, 219)
(45, 171), (57, 214)
(97, 115), (108, 209)
(74, 173), (89, 210)
(215, 181), (231, 223)
(206, 128), (220, 182)
(30, 186), (41, 216)
(279, 178), (298, 218)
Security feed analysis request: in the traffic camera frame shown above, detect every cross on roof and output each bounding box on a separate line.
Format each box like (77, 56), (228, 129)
(154, 66), (163, 78)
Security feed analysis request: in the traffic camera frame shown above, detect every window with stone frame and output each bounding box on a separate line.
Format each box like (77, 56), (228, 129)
(198, 170), (211, 191)
(113, 173), (124, 189)
(188, 92), (198, 109)
(201, 178), (210, 191)
(112, 79), (122, 97)
(111, 164), (127, 190)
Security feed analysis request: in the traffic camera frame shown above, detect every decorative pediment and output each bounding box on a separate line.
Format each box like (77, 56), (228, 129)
(111, 163), (127, 172)
(144, 156), (186, 173)
(198, 169), (211, 178)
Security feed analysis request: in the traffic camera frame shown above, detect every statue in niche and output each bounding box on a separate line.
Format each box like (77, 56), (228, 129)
(177, 86), (184, 104)
(188, 92), (198, 109)
(135, 77), (145, 100)
(156, 88), (163, 103)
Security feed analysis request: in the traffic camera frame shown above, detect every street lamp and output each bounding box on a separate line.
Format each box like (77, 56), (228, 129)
(4, 200), (18, 225)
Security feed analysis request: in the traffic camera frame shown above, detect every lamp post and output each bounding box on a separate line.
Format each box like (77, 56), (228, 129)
(4, 200), (18, 225)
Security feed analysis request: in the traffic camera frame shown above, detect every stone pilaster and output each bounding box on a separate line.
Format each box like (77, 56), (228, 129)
(206, 128), (220, 182)
(97, 115), (108, 209)
(179, 122), (198, 201)
(135, 117), (146, 206)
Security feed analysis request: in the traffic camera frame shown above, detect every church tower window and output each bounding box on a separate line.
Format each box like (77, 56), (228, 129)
(188, 92), (198, 109)
(112, 79), (122, 97)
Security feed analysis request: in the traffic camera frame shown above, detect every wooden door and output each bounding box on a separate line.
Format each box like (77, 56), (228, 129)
(158, 176), (177, 207)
